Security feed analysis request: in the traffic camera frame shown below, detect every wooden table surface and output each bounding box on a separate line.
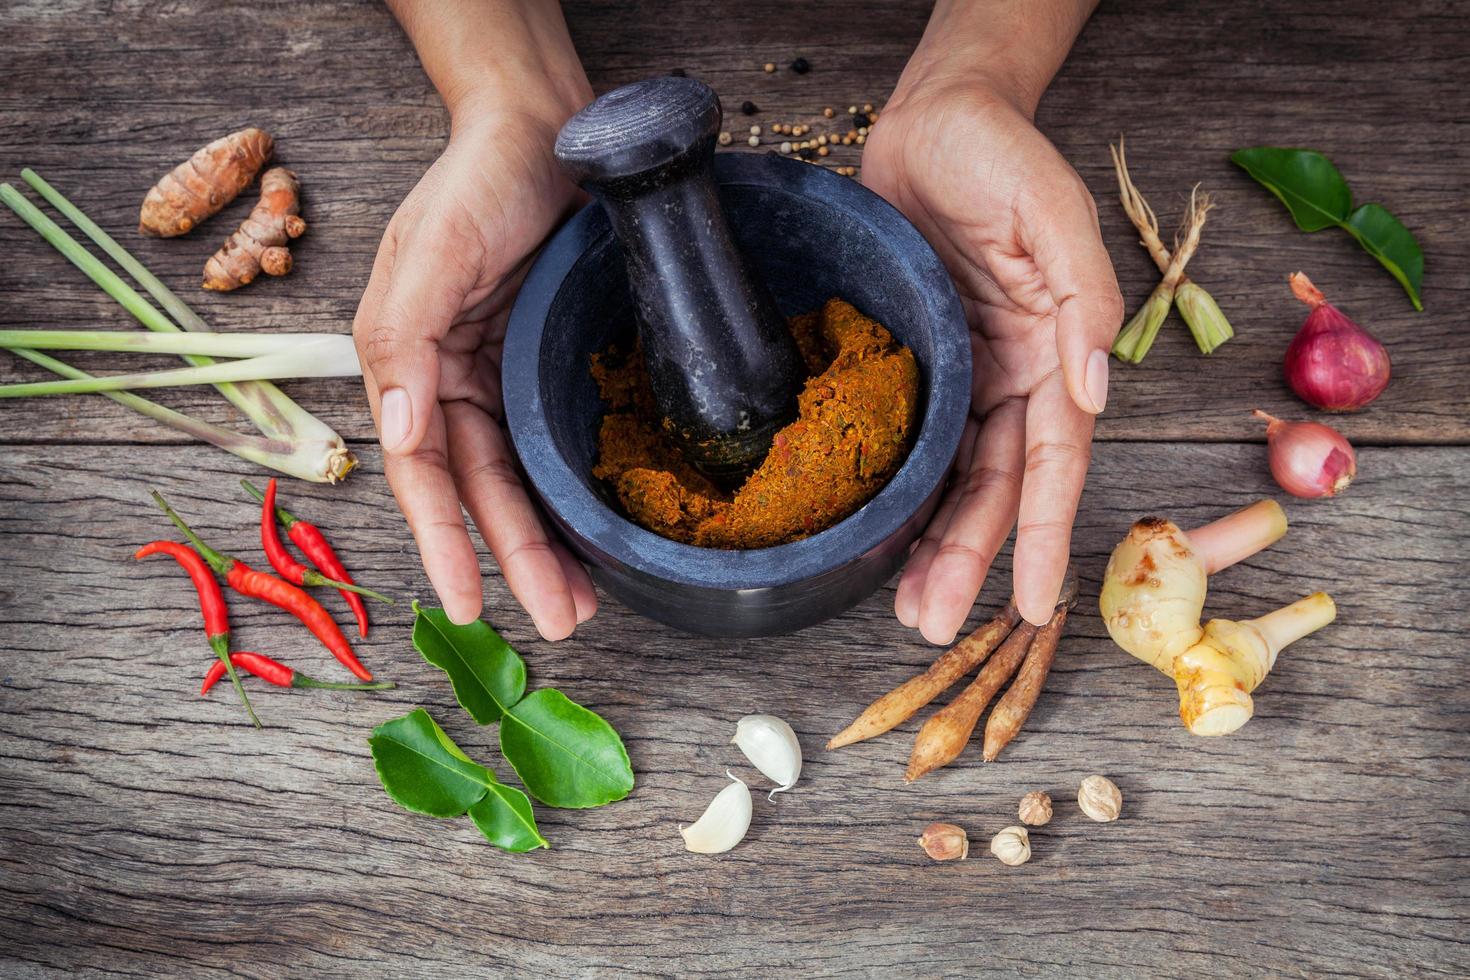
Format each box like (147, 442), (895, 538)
(2, 1), (1467, 976)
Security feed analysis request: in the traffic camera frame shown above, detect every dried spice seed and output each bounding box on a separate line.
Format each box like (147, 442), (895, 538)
(791, 57), (811, 74)
(823, 107), (835, 118)
(763, 62), (776, 73)
(669, 68), (687, 77)
(747, 135), (760, 147)
(718, 131), (733, 146)
(742, 100), (760, 115)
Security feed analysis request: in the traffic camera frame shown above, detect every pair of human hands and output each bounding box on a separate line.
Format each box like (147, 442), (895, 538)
(352, 82), (1121, 644)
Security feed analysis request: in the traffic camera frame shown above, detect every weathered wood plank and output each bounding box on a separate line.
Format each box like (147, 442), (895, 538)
(0, 442), (1465, 975)
(0, 0), (1466, 447)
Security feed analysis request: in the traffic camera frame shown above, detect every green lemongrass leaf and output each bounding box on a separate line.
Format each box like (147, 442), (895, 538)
(501, 689), (635, 809)
(1231, 148), (1425, 309)
(468, 785), (550, 852)
(412, 601), (527, 724)
(11, 172), (356, 477)
(0, 339), (360, 397)
(1342, 203), (1425, 311)
(0, 329), (354, 358)
(7, 348), (341, 482)
(1230, 147), (1351, 231)
(0, 184), (194, 338)
(369, 708), (497, 817)
(18, 169), (296, 432)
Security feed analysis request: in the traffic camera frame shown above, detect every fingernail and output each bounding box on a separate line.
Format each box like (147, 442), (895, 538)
(1085, 349), (1109, 414)
(380, 387), (411, 451)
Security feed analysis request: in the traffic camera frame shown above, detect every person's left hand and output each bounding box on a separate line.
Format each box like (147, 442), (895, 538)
(861, 79), (1122, 642)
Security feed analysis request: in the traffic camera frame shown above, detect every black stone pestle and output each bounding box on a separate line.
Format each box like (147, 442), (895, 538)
(554, 76), (806, 482)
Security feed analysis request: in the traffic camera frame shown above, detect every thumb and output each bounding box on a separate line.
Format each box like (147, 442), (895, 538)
(353, 231), (453, 457)
(1027, 177), (1124, 415)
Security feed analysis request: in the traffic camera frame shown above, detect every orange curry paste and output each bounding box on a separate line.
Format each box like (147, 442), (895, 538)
(591, 298), (919, 549)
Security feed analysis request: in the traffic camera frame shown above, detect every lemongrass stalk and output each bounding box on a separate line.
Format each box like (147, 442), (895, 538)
(1111, 187), (1212, 364)
(2, 178), (355, 481)
(0, 329), (355, 359)
(8, 349), (345, 482)
(19, 169), (298, 432)
(1111, 284), (1173, 364)
(1174, 281), (1234, 355)
(1111, 139), (1235, 355)
(0, 340), (361, 397)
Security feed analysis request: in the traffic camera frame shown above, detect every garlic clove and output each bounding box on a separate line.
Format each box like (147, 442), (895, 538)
(680, 772), (752, 854)
(732, 714), (802, 798)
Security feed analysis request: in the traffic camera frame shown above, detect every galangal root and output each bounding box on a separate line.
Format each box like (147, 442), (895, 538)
(139, 127), (274, 237)
(203, 167), (305, 291)
(1099, 499), (1336, 736)
(827, 569), (1077, 780)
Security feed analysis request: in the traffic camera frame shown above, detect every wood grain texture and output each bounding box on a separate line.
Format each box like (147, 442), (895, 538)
(0, 442), (1466, 976)
(0, 0), (1466, 445)
(0, 0), (1468, 976)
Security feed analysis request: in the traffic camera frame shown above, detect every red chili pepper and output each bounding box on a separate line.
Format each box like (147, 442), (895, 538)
(135, 540), (261, 728)
(243, 479), (384, 639)
(202, 651), (397, 695)
(150, 490), (377, 682)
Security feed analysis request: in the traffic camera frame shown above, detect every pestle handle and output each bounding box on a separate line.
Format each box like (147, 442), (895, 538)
(555, 77), (806, 482)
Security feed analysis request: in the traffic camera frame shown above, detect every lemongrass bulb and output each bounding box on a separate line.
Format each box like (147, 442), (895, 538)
(732, 714), (802, 797)
(680, 772), (752, 854)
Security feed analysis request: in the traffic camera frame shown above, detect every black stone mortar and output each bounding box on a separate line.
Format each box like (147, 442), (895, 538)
(503, 153), (971, 636)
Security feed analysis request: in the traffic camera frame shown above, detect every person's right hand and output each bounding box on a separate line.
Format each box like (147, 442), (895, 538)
(353, 105), (597, 638)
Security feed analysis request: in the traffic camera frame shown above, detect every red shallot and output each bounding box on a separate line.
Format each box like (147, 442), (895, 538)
(1253, 409), (1357, 498)
(1284, 272), (1391, 411)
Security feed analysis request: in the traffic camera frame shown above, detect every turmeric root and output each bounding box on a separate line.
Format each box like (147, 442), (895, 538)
(905, 622), (1036, 782)
(203, 167), (305, 291)
(827, 597), (1021, 750)
(982, 592), (1074, 762)
(139, 128), (273, 237)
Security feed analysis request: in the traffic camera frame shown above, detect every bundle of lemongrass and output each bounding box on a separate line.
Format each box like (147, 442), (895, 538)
(1109, 138), (1235, 364)
(0, 170), (361, 482)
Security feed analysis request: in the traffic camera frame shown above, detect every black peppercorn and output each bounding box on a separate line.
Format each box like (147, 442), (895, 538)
(852, 113), (871, 130)
(741, 100), (759, 115)
(669, 68), (687, 77)
(790, 57), (811, 74)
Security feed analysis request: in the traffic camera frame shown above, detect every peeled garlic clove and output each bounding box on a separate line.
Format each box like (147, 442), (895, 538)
(680, 772), (752, 854)
(732, 713), (802, 797)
